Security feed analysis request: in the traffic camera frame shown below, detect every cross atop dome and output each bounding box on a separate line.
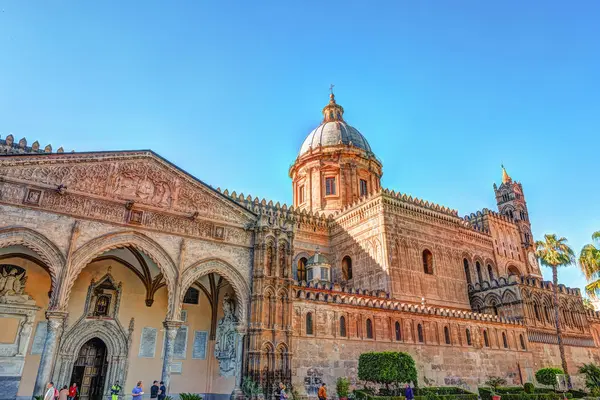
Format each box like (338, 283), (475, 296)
(322, 87), (345, 123)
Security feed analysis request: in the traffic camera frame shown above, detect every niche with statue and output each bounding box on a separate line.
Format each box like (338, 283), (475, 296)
(84, 268), (123, 319)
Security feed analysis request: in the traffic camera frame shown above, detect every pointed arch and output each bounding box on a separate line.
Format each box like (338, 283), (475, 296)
(0, 226), (66, 307)
(180, 257), (250, 325)
(64, 231), (177, 317)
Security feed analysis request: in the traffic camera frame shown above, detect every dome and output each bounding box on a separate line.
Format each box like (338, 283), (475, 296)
(298, 93), (373, 157)
(306, 251), (330, 266)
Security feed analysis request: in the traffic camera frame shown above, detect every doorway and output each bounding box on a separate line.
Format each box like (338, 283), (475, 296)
(70, 338), (108, 400)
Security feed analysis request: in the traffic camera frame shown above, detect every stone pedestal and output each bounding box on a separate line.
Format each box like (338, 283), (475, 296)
(33, 311), (67, 397)
(160, 320), (181, 392)
(0, 296), (39, 400)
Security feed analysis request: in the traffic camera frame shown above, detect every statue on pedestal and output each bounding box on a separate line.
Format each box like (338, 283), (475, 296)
(214, 293), (238, 377)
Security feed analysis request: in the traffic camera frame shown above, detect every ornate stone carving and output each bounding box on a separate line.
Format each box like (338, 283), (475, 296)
(214, 293), (239, 377)
(0, 265), (34, 305)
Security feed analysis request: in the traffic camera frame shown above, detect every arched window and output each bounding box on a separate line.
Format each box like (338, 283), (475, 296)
(342, 256), (353, 280)
(463, 259), (472, 285)
(483, 330), (490, 347)
(183, 287), (200, 305)
(297, 257), (307, 281)
(544, 306), (551, 324)
(395, 321), (401, 341)
(519, 334), (526, 350)
(422, 250), (433, 275)
(487, 264), (494, 280)
(476, 262), (483, 283)
(366, 319), (373, 339)
(508, 210), (514, 220)
(340, 316), (346, 337)
(306, 312), (313, 335)
(417, 324), (424, 343)
(508, 265), (520, 276)
(534, 303), (541, 321)
(466, 329), (472, 346)
(491, 302), (499, 316)
(502, 332), (508, 348)
(444, 326), (451, 345)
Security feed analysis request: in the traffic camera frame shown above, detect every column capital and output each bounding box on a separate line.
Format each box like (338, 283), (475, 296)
(163, 320), (182, 330)
(45, 310), (68, 320)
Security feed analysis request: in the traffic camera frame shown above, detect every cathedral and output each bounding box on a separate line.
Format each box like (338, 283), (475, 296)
(0, 93), (599, 400)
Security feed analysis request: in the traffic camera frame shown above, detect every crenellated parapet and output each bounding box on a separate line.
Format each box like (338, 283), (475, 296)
(294, 281), (524, 326)
(0, 134), (71, 155)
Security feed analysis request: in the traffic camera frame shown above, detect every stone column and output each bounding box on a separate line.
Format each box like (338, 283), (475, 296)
(161, 320), (181, 392)
(231, 327), (246, 400)
(33, 311), (67, 397)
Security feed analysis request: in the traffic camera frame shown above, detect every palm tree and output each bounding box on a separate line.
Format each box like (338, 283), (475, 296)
(535, 234), (576, 376)
(579, 231), (600, 299)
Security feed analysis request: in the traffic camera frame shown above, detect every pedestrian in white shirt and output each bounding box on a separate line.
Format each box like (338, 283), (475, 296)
(44, 382), (56, 400)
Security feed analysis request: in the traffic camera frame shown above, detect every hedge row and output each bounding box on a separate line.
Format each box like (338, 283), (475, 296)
(354, 390), (477, 400)
(478, 388), (573, 400)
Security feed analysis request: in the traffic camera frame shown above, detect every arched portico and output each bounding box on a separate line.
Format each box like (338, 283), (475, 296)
(61, 231), (178, 317)
(0, 226), (65, 306)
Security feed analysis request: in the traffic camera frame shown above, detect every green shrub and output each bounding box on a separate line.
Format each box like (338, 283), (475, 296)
(523, 383), (535, 394)
(337, 377), (351, 398)
(485, 376), (508, 393)
(578, 363), (600, 393)
(179, 394), (203, 400)
(358, 352), (418, 388)
(535, 367), (564, 388)
(241, 378), (263, 397)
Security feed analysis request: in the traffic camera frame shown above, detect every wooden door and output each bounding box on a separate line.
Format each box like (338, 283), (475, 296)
(71, 338), (107, 400)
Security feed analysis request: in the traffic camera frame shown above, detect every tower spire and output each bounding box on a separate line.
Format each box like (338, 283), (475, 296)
(501, 164), (512, 184)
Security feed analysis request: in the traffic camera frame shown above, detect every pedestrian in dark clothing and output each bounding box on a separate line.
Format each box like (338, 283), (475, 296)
(158, 381), (166, 400)
(150, 381), (159, 399)
(404, 384), (414, 400)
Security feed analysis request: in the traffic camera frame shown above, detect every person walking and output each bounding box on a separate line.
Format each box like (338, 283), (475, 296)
(278, 383), (288, 400)
(111, 381), (122, 400)
(404, 384), (414, 400)
(150, 381), (159, 400)
(158, 381), (166, 400)
(44, 382), (56, 400)
(132, 382), (144, 399)
(318, 383), (327, 400)
(59, 386), (69, 400)
(68, 383), (78, 400)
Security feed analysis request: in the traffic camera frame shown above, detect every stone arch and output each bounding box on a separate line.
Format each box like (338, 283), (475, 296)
(54, 319), (130, 397)
(63, 230), (177, 316)
(0, 226), (66, 307)
(180, 258), (250, 325)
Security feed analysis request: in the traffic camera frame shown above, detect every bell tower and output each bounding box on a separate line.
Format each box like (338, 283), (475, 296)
(493, 165), (532, 247)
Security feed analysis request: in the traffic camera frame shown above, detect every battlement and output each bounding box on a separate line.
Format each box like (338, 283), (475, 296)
(0, 134), (71, 155)
(469, 274), (582, 297)
(215, 187), (331, 227)
(294, 281), (524, 326)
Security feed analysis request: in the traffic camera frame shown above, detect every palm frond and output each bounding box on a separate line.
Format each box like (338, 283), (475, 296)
(586, 280), (600, 299)
(535, 233), (575, 268)
(579, 244), (600, 280)
(592, 231), (600, 242)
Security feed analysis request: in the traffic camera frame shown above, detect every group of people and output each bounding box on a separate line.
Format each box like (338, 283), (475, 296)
(132, 380), (167, 400)
(44, 382), (79, 400)
(44, 380), (167, 400)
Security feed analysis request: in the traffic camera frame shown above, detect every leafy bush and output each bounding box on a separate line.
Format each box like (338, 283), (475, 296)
(478, 388), (566, 400)
(358, 352), (418, 389)
(337, 377), (351, 398)
(179, 394), (203, 400)
(354, 389), (477, 400)
(241, 378), (263, 397)
(578, 363), (600, 392)
(535, 368), (564, 388)
(523, 383), (535, 394)
(485, 376), (508, 393)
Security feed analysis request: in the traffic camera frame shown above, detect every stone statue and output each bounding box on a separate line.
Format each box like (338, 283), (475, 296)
(0, 265), (33, 304)
(214, 293), (238, 377)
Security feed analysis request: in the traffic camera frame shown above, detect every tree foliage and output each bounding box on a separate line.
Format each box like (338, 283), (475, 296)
(535, 367), (564, 388)
(484, 376), (507, 392)
(358, 352), (418, 387)
(578, 363), (600, 392)
(579, 231), (600, 299)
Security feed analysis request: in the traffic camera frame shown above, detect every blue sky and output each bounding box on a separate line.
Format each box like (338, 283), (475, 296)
(1, 1), (599, 292)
